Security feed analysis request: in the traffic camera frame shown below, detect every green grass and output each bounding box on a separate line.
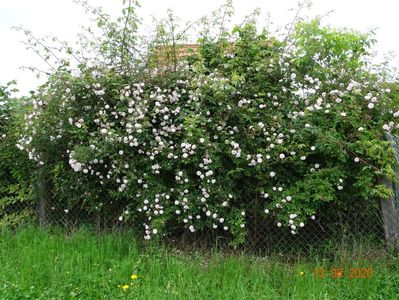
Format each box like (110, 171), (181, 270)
(0, 227), (398, 299)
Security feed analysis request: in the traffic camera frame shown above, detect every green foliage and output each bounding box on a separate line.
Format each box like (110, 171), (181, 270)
(0, 83), (34, 229)
(6, 1), (399, 245)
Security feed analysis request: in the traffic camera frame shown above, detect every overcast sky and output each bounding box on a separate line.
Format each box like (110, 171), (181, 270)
(1, 0), (398, 95)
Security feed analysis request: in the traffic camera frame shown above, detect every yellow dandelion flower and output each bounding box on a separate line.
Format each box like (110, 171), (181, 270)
(121, 284), (130, 291)
(131, 274), (138, 280)
(300, 271), (305, 276)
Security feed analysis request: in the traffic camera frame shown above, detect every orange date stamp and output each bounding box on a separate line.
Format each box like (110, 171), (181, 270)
(312, 267), (373, 279)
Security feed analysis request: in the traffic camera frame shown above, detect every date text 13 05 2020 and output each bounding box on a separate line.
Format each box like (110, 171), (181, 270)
(312, 267), (373, 279)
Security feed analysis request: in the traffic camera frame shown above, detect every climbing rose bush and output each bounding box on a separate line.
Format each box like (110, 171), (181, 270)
(15, 4), (399, 245)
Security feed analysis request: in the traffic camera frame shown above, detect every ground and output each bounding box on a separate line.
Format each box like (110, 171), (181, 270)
(0, 227), (398, 299)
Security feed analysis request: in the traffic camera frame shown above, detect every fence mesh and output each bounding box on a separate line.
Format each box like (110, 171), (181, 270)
(2, 182), (398, 256)
(2, 140), (399, 257)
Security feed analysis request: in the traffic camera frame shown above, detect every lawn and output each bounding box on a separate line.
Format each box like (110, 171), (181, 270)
(0, 227), (398, 299)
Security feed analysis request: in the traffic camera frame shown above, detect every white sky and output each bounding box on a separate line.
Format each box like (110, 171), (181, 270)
(1, 0), (398, 95)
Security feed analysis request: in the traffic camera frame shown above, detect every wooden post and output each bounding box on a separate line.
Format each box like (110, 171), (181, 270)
(37, 166), (49, 227)
(379, 177), (399, 251)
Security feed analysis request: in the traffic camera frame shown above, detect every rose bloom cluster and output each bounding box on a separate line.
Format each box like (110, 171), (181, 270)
(16, 21), (398, 246)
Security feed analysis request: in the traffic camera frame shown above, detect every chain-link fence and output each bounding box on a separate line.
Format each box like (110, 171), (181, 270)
(2, 139), (399, 256)
(2, 178), (398, 256)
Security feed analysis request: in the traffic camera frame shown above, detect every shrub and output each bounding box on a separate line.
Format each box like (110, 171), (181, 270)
(14, 1), (399, 245)
(0, 82), (34, 228)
